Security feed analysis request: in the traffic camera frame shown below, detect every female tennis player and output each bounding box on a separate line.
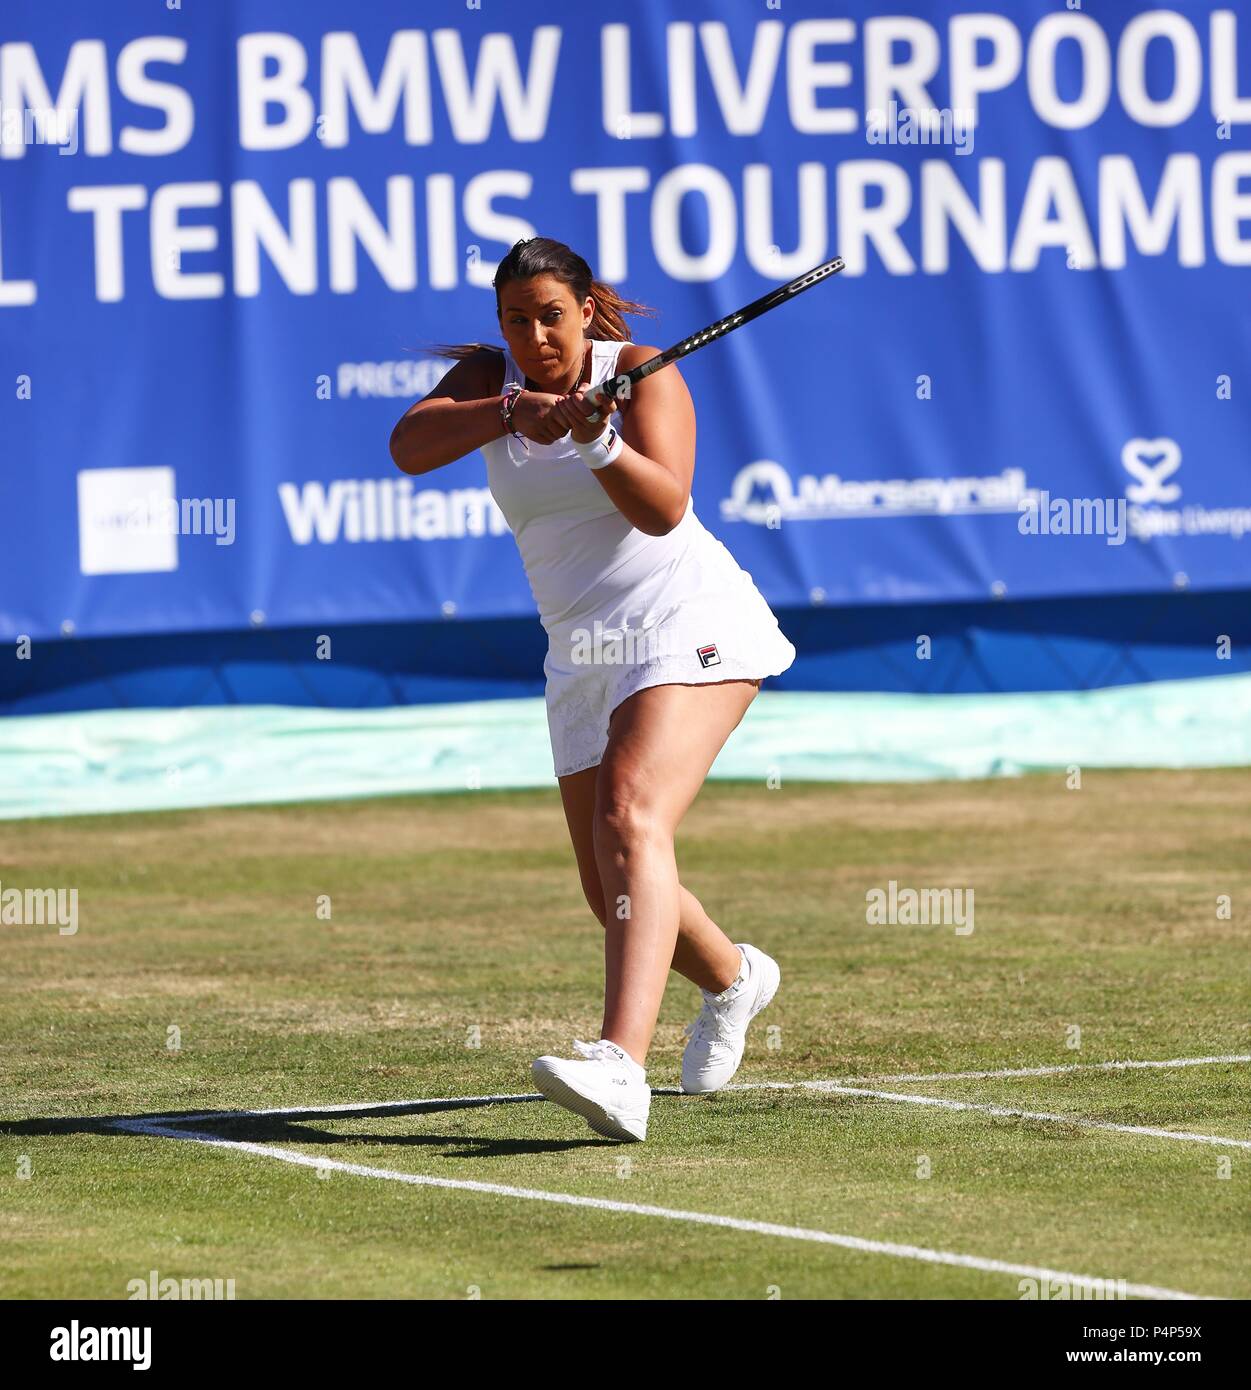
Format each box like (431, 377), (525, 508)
(390, 237), (795, 1142)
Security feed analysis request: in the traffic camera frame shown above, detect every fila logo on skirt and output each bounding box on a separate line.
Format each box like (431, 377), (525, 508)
(696, 643), (721, 668)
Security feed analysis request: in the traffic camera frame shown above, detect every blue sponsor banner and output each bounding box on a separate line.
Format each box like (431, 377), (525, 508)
(1, 0), (1249, 644)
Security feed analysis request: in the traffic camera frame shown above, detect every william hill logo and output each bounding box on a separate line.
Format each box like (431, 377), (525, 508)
(277, 478), (510, 543)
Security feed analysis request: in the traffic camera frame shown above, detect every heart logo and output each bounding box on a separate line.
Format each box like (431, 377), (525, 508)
(1121, 437), (1181, 503)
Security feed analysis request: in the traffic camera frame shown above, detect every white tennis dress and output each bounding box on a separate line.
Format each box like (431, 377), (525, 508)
(480, 337), (796, 778)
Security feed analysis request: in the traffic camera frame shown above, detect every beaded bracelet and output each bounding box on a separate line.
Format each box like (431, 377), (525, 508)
(500, 383), (529, 451)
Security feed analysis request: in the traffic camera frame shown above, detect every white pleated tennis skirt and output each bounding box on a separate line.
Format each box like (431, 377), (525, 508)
(543, 576), (796, 779)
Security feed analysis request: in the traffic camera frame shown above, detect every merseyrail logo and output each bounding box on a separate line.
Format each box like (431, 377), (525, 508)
(721, 450), (1251, 542)
(719, 461), (1030, 525)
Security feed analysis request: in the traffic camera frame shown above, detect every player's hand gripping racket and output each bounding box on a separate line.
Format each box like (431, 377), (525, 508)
(580, 255), (845, 423)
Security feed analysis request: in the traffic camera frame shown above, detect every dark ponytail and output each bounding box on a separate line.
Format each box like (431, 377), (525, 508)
(423, 236), (657, 360)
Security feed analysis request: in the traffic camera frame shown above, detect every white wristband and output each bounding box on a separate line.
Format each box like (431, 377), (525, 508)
(572, 425), (624, 470)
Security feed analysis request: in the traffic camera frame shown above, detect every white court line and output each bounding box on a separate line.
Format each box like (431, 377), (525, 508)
(109, 1116), (1215, 1301)
(124, 1053), (1250, 1152)
(835, 1054), (1251, 1085)
(785, 1083), (1251, 1150)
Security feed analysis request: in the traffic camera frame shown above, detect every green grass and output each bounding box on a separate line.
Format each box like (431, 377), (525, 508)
(1, 769), (1248, 1298)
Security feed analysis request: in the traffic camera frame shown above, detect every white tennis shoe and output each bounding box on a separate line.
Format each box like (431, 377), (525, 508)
(681, 943), (780, 1094)
(531, 1037), (650, 1141)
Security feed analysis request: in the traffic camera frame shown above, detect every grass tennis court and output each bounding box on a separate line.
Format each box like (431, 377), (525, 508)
(2, 769), (1247, 1299)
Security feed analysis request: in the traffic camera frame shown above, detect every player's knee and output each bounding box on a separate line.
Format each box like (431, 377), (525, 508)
(592, 793), (660, 858)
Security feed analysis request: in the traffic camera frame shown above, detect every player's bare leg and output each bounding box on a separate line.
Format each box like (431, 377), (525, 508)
(592, 680), (760, 1065)
(557, 766), (745, 994)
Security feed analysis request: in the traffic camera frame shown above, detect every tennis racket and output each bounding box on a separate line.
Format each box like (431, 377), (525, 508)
(581, 255), (846, 423)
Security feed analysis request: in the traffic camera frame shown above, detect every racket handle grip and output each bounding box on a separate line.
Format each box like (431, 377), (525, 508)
(581, 380), (611, 425)
(581, 373), (630, 424)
